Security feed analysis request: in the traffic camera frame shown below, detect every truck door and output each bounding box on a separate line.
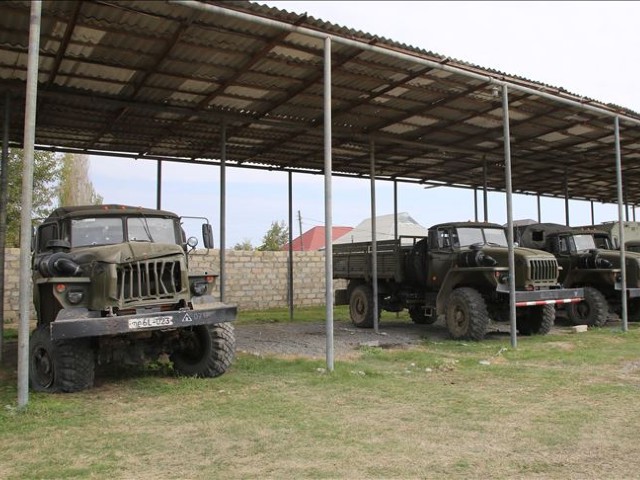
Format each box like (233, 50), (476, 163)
(428, 227), (456, 288)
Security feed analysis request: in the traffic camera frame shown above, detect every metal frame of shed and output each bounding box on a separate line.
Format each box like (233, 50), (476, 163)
(1, 0), (640, 406)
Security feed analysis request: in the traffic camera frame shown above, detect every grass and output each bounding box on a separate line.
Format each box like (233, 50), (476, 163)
(236, 304), (408, 325)
(2, 315), (640, 478)
(2, 326), (18, 341)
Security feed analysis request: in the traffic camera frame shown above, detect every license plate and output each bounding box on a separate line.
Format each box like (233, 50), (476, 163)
(128, 316), (173, 330)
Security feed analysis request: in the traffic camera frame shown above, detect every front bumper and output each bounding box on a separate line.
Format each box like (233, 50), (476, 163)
(496, 285), (584, 307)
(49, 303), (237, 341)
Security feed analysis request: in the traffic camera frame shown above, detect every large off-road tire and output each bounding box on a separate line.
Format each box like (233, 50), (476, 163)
(408, 305), (437, 325)
(445, 287), (489, 341)
(517, 304), (555, 336)
(29, 326), (95, 393)
(171, 323), (235, 378)
(566, 286), (609, 327)
(349, 284), (378, 328)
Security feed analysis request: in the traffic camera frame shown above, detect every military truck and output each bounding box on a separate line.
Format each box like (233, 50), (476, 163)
(333, 221), (583, 341)
(29, 205), (236, 393)
(515, 223), (640, 326)
(575, 221), (640, 250)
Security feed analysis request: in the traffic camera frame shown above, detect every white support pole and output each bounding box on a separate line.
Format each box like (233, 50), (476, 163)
(220, 123), (226, 303)
(370, 138), (379, 333)
(502, 85), (517, 349)
(323, 37), (334, 371)
(614, 116), (628, 332)
(17, 0), (42, 408)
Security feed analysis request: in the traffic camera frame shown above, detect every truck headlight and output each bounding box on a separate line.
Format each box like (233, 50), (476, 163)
(66, 290), (85, 304)
(191, 282), (207, 296)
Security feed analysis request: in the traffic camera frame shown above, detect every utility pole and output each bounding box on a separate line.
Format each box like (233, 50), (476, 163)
(297, 210), (304, 251)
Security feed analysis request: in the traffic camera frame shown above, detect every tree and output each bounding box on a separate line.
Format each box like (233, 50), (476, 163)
(257, 220), (288, 251)
(234, 239), (254, 251)
(58, 153), (103, 206)
(3, 148), (62, 247)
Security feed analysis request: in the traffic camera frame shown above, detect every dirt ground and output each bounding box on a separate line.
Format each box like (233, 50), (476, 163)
(233, 317), (550, 359)
(1, 315), (589, 370)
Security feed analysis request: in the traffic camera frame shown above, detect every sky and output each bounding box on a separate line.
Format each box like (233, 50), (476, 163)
(89, 1), (640, 248)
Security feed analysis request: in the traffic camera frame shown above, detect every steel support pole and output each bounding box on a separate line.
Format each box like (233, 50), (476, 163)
(370, 138), (379, 333)
(156, 160), (162, 210)
(18, 0), (42, 408)
(502, 85), (517, 349)
(614, 116), (628, 332)
(0, 93), (10, 364)
(483, 159), (488, 222)
(219, 124), (226, 303)
(564, 171), (570, 226)
(537, 195), (541, 223)
(591, 201), (595, 225)
(323, 37), (334, 371)
(473, 188), (478, 222)
(288, 171), (294, 322)
(393, 180), (398, 241)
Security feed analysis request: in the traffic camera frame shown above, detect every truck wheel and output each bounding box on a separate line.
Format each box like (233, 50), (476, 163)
(517, 304), (555, 335)
(408, 306), (437, 325)
(29, 326), (95, 393)
(171, 323), (235, 378)
(566, 286), (609, 327)
(445, 288), (489, 341)
(349, 284), (378, 328)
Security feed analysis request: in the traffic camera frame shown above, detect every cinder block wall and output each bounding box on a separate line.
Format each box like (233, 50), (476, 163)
(2, 248), (345, 323)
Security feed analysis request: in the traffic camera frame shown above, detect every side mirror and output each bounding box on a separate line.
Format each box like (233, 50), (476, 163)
(202, 223), (214, 249)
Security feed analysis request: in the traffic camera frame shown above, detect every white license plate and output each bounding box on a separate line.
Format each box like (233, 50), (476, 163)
(128, 316), (174, 329)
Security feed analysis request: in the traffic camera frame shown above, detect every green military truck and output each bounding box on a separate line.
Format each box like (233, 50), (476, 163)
(515, 223), (640, 326)
(333, 221), (583, 341)
(575, 221), (640, 252)
(30, 205), (236, 393)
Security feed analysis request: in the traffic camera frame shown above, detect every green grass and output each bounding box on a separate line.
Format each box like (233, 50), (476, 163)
(2, 323), (640, 478)
(2, 326), (17, 341)
(236, 304), (409, 324)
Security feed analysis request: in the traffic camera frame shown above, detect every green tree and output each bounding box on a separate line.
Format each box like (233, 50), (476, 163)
(234, 238), (254, 251)
(3, 148), (62, 247)
(58, 153), (103, 206)
(258, 220), (289, 251)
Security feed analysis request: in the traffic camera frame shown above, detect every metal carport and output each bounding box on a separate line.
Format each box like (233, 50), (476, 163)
(1, 0), (640, 406)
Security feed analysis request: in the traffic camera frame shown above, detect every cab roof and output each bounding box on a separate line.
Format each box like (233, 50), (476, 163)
(44, 205), (178, 222)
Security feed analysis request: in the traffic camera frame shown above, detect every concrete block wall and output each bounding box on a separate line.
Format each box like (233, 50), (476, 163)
(2, 248), (345, 323)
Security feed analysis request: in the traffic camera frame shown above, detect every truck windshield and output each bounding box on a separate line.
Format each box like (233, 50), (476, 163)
(572, 234), (597, 252)
(127, 217), (177, 244)
(71, 216), (177, 247)
(72, 218), (124, 247)
(457, 227), (508, 247)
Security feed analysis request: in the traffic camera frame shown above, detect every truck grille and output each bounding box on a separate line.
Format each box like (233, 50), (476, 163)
(529, 259), (557, 282)
(117, 260), (182, 304)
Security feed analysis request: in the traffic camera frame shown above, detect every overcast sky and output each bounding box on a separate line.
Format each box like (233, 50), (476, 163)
(89, 1), (640, 247)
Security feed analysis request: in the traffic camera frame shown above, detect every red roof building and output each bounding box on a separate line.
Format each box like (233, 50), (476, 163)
(283, 226), (353, 251)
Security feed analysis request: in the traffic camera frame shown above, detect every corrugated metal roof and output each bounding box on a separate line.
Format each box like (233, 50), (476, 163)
(1, 0), (640, 205)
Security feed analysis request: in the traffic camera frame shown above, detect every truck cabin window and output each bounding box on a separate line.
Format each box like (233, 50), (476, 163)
(127, 217), (177, 244)
(71, 218), (123, 247)
(71, 216), (177, 247)
(571, 234), (597, 253)
(456, 227), (508, 247)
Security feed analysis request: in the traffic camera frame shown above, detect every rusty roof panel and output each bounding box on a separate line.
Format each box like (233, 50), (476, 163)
(0, 0), (639, 204)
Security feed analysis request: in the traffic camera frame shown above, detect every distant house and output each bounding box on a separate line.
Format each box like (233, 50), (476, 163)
(283, 226), (353, 251)
(333, 212), (429, 244)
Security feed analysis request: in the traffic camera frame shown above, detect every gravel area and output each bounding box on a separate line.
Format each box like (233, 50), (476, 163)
(236, 318), (472, 359)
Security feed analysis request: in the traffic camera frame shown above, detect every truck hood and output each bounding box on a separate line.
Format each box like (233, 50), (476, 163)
(70, 242), (184, 265)
(461, 245), (555, 261)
